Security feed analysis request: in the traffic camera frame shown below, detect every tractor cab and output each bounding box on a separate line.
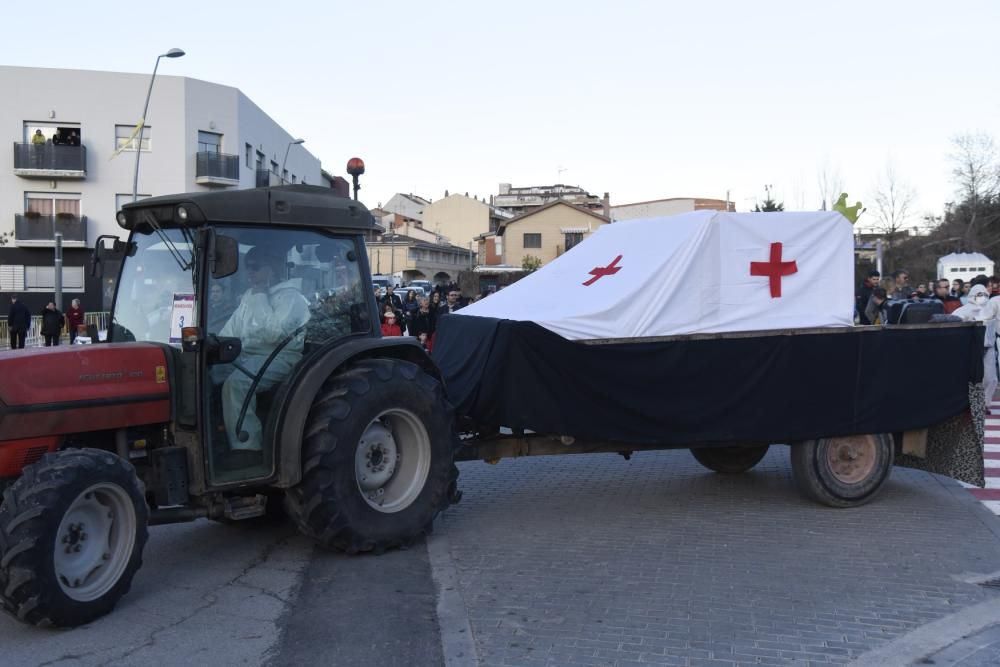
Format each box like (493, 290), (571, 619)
(109, 186), (377, 486)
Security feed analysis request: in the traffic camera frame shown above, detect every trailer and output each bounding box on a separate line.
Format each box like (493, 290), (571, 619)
(433, 209), (986, 506)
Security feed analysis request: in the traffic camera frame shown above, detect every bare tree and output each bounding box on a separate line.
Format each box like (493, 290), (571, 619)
(868, 160), (916, 269)
(949, 132), (1000, 248)
(870, 160), (916, 243)
(788, 172), (807, 211)
(816, 158), (843, 211)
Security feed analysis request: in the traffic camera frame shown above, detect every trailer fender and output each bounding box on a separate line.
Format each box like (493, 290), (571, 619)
(270, 337), (440, 488)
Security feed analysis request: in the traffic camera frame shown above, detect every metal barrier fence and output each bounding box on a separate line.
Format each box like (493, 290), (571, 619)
(0, 311), (110, 350)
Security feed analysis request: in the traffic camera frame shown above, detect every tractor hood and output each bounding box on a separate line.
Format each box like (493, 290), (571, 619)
(0, 343), (172, 441)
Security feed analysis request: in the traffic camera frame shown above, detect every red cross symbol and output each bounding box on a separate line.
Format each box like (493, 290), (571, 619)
(583, 255), (623, 286)
(750, 242), (798, 298)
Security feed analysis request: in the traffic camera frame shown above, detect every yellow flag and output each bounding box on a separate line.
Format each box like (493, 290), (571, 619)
(108, 118), (145, 160)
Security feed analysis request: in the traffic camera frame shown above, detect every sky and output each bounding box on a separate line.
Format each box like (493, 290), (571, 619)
(7, 0), (999, 230)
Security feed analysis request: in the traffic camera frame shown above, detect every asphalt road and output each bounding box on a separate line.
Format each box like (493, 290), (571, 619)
(4, 448), (1000, 666)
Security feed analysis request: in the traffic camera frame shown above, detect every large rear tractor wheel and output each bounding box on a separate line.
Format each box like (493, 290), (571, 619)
(285, 359), (459, 554)
(691, 445), (770, 474)
(0, 449), (148, 627)
(790, 434), (893, 508)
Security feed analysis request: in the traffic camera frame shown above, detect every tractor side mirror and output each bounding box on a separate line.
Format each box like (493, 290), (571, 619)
(205, 335), (242, 365)
(212, 234), (239, 280)
(90, 235), (134, 277)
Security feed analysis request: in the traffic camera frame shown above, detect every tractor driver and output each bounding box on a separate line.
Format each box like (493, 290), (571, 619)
(218, 246), (311, 470)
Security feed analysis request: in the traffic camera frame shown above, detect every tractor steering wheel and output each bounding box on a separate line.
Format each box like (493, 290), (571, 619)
(232, 322), (309, 443)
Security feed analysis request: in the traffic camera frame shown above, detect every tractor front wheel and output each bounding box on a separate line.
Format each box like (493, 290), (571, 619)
(0, 448), (148, 627)
(285, 359), (458, 554)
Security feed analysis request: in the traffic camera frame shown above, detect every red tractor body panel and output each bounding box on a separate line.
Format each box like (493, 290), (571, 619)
(0, 344), (172, 444)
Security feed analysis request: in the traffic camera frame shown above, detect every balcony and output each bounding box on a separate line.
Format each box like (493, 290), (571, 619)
(14, 214), (88, 247)
(195, 151), (240, 186)
(13, 143), (87, 178)
(256, 168), (282, 188)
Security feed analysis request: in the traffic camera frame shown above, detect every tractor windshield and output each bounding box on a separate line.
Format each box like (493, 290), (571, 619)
(110, 228), (195, 344)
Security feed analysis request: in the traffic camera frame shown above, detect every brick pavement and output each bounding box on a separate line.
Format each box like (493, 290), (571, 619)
(438, 448), (1000, 667)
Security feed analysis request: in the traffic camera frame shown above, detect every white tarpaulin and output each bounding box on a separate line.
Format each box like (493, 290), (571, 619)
(458, 210), (855, 340)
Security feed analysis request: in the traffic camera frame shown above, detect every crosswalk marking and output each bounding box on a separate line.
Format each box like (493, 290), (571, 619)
(975, 400), (1000, 515)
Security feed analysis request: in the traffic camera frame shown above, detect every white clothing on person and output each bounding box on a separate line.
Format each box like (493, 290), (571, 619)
(955, 285), (998, 403)
(220, 278), (310, 451)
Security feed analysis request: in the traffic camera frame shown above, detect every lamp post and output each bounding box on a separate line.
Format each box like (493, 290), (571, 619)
(281, 138), (305, 184)
(132, 48), (185, 202)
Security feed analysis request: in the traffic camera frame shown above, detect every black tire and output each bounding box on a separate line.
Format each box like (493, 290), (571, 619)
(0, 448), (148, 627)
(285, 359), (459, 554)
(790, 434), (893, 508)
(690, 445), (770, 474)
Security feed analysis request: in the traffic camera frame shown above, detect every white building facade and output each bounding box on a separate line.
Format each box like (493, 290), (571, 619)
(0, 65), (322, 313)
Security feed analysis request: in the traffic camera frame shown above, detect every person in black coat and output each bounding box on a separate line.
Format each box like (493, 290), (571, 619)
(40, 301), (64, 346)
(7, 294), (31, 349)
(409, 298), (435, 339)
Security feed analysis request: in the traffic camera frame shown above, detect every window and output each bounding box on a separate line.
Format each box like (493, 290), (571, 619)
(523, 233), (541, 248)
(291, 174), (297, 184)
(0, 265), (25, 291)
(564, 232), (584, 251)
(115, 124), (151, 152)
(25, 265), (85, 292)
(24, 122), (82, 146)
(255, 150), (264, 171)
(246, 143), (253, 168)
(26, 192), (80, 217)
(283, 168), (289, 183)
(271, 160), (279, 175)
(198, 131), (222, 153)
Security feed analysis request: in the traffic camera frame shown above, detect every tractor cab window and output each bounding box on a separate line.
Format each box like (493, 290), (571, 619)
(111, 228), (195, 344)
(205, 227), (369, 484)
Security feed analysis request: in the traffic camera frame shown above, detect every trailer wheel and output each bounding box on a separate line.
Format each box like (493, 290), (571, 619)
(285, 359), (459, 554)
(790, 434), (893, 507)
(690, 445), (769, 474)
(0, 449), (148, 627)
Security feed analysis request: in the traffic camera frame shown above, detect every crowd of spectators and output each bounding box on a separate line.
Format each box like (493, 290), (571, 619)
(376, 281), (491, 350)
(856, 269), (986, 325)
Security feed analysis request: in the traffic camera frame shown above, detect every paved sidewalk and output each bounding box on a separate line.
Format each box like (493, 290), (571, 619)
(437, 448), (1000, 667)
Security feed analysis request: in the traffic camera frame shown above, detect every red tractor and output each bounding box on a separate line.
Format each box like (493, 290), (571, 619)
(0, 185), (459, 627)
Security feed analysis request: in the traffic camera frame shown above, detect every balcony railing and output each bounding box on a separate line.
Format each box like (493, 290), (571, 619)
(13, 143), (87, 178)
(14, 214), (88, 246)
(256, 168), (283, 187)
(195, 151), (240, 186)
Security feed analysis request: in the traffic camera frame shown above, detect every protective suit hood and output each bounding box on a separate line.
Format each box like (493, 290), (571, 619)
(954, 285), (990, 321)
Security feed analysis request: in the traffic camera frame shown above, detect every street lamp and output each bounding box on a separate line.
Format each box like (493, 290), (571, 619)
(281, 138), (305, 184)
(132, 48), (185, 202)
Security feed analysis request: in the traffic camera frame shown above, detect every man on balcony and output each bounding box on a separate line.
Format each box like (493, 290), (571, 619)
(31, 129), (46, 145)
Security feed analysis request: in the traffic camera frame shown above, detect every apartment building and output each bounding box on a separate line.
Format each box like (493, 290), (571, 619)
(0, 65), (322, 313)
(493, 183), (609, 218)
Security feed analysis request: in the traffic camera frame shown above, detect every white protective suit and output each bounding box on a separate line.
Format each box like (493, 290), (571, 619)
(220, 278), (310, 450)
(954, 285), (998, 404)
